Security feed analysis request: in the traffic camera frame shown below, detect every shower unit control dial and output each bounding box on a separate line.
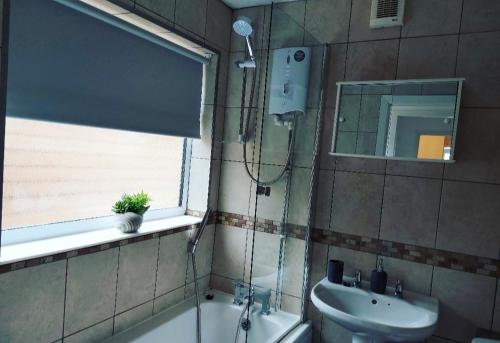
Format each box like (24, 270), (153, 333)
(268, 47), (311, 126)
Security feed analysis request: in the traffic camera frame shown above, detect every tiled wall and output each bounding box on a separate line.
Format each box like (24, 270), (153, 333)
(0, 0), (232, 342)
(213, 1), (500, 343)
(0, 226), (215, 343)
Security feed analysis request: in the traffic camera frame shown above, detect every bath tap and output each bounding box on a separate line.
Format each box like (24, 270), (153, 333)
(233, 280), (271, 315)
(252, 286), (271, 315)
(233, 280), (252, 306)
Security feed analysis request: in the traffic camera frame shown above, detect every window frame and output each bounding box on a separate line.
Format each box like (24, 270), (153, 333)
(0, 0), (214, 248)
(1, 138), (192, 246)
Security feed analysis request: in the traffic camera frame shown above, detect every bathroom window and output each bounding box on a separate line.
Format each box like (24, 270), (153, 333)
(1, 118), (189, 233)
(0, 0), (211, 245)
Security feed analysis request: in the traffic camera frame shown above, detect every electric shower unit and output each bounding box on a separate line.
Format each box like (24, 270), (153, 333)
(268, 47), (311, 126)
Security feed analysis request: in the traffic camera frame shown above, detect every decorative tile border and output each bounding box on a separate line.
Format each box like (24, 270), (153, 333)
(2, 209), (498, 279)
(216, 211), (306, 240)
(185, 209), (217, 224)
(217, 211), (500, 278)
(311, 228), (500, 278)
(0, 224), (195, 274)
(0, 209), (216, 275)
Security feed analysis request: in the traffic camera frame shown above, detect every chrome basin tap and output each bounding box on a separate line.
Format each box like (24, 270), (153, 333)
(395, 280), (403, 298)
(352, 270), (362, 288)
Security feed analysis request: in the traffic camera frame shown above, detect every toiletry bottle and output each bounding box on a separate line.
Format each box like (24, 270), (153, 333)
(327, 259), (344, 284)
(370, 258), (388, 294)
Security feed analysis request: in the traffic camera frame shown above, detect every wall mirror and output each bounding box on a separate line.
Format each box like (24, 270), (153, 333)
(330, 79), (464, 162)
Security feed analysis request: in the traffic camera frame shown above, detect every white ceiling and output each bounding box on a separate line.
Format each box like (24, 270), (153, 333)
(221, 0), (301, 9)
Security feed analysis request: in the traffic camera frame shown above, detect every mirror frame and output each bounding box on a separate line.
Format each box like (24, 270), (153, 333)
(329, 78), (465, 163)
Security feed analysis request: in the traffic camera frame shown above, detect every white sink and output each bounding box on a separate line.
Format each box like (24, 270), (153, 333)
(311, 278), (439, 343)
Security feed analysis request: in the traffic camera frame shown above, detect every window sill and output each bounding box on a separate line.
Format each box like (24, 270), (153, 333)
(0, 215), (202, 266)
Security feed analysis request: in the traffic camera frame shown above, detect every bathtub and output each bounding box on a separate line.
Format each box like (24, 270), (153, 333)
(103, 290), (310, 343)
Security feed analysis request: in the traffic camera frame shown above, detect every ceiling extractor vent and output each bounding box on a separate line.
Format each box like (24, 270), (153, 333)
(370, 0), (405, 28)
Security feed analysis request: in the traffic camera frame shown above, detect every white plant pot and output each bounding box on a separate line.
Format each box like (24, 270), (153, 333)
(114, 212), (144, 233)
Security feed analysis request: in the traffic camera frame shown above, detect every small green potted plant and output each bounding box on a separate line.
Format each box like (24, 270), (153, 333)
(112, 191), (151, 233)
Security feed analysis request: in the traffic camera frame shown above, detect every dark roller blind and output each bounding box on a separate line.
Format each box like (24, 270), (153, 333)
(6, 0), (207, 138)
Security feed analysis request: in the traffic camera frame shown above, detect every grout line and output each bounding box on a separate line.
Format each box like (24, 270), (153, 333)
(64, 297), (159, 340)
(114, 297), (155, 317)
(433, 165), (447, 249)
(453, 0), (465, 77)
(60, 259), (69, 342)
(429, 265), (435, 297)
(203, 0), (209, 42)
(352, 92), (363, 154)
(330, 168), (500, 188)
(111, 246), (121, 335)
(172, 0), (177, 25)
(62, 315), (114, 341)
(394, 29), (402, 79)
(326, 167), (336, 232)
(318, 245), (331, 342)
(151, 236), (161, 313)
(457, 0), (465, 34)
(300, 0), (306, 46)
(241, 213), (250, 282)
(490, 279), (499, 330)
(183, 230), (194, 299)
(377, 160), (388, 240)
(227, 26), (500, 54)
(208, 224), (217, 288)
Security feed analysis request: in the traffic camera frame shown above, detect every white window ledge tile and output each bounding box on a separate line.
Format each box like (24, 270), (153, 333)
(0, 216), (202, 265)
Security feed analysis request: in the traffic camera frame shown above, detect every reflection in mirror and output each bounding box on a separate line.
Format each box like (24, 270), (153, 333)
(330, 79), (464, 162)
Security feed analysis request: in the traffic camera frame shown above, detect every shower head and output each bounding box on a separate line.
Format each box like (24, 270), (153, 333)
(233, 16), (253, 37)
(233, 16), (256, 68)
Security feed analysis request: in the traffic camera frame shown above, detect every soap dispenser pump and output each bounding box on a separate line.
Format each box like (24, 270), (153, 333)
(370, 258), (388, 294)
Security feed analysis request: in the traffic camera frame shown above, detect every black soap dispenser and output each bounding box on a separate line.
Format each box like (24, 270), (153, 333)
(370, 258), (388, 294)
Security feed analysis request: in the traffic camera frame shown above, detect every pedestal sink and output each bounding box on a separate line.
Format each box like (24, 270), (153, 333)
(311, 278), (438, 343)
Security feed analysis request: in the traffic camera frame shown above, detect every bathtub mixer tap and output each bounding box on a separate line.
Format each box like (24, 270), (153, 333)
(233, 280), (271, 315)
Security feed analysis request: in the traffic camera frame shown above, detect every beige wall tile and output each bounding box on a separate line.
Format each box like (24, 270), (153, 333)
(402, 0), (461, 37)
(244, 230), (280, 289)
(64, 319), (113, 343)
(437, 181), (500, 259)
(156, 230), (191, 296)
(213, 225), (248, 280)
(0, 261), (66, 343)
(304, 0), (350, 45)
(218, 161), (252, 215)
(431, 267), (496, 342)
(461, 0), (500, 33)
(153, 287), (185, 314)
(380, 175), (441, 248)
(64, 249), (118, 335)
(116, 239), (158, 313)
(174, 0), (207, 37)
(282, 237), (306, 297)
(114, 301), (154, 334)
(331, 171), (384, 238)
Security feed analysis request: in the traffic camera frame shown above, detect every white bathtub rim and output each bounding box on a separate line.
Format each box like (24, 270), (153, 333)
(103, 289), (301, 343)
